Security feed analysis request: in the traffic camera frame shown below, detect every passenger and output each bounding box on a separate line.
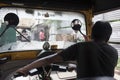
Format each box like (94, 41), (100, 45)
(16, 21), (118, 80)
(39, 29), (45, 41)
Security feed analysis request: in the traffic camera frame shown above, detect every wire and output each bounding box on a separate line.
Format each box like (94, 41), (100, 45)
(13, 27), (30, 42)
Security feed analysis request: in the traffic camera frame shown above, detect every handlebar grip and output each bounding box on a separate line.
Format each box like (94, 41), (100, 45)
(51, 64), (67, 72)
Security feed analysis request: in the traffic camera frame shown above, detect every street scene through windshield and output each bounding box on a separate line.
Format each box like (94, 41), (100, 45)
(0, 7), (86, 52)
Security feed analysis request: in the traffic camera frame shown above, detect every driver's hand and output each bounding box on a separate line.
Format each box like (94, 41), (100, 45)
(15, 68), (29, 77)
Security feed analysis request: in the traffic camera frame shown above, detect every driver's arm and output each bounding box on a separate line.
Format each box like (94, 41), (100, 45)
(16, 43), (77, 76)
(16, 53), (63, 76)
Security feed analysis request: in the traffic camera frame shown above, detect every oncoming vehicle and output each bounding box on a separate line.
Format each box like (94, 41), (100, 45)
(0, 0), (120, 80)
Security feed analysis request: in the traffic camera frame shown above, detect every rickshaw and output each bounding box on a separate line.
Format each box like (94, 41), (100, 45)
(0, 0), (120, 80)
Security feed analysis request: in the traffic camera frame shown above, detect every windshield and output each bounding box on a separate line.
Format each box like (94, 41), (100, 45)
(0, 7), (86, 52)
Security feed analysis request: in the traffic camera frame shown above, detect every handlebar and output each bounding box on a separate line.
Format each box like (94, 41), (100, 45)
(13, 64), (68, 78)
(51, 64), (68, 72)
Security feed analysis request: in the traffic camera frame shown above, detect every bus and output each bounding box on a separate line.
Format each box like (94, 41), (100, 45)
(0, 0), (120, 80)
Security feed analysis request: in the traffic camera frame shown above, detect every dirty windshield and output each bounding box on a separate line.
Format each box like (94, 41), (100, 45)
(0, 7), (86, 52)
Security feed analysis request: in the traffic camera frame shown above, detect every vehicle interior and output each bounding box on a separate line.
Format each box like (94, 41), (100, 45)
(0, 0), (120, 80)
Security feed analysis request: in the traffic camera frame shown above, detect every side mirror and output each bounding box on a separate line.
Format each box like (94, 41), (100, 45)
(4, 13), (19, 27)
(0, 13), (19, 37)
(71, 19), (89, 41)
(71, 19), (82, 31)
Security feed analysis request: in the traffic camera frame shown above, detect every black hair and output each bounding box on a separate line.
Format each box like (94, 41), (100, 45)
(91, 21), (112, 42)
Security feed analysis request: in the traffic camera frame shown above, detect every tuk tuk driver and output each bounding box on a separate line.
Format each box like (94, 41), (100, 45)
(16, 21), (118, 80)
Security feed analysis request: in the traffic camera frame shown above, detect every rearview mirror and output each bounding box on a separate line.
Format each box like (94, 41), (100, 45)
(71, 19), (82, 31)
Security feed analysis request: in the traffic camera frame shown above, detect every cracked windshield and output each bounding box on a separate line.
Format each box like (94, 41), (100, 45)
(0, 8), (86, 52)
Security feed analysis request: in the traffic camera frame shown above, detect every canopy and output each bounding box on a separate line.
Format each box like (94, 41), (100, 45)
(0, 0), (120, 15)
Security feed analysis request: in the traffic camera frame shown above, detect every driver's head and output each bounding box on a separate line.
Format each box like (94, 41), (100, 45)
(91, 21), (112, 42)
